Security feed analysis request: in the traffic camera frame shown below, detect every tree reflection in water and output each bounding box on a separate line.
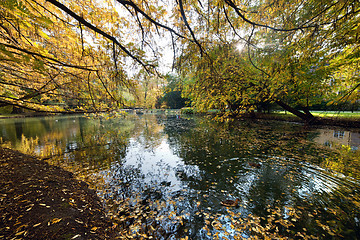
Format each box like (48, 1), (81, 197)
(0, 114), (359, 239)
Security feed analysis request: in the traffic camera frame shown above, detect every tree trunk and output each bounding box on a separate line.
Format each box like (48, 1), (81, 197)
(301, 107), (314, 119)
(275, 100), (317, 123)
(11, 106), (24, 114)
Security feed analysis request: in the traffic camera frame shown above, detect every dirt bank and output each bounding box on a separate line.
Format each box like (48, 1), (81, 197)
(0, 147), (118, 240)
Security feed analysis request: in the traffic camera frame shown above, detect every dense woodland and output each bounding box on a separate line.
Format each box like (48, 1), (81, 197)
(0, 0), (359, 122)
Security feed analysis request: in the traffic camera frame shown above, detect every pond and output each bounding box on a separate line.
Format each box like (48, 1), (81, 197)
(1, 113), (360, 239)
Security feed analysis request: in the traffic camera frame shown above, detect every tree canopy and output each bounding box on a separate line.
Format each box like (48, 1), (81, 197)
(0, 0), (359, 121)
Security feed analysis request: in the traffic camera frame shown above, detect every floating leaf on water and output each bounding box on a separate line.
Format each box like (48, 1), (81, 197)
(33, 223), (41, 227)
(75, 219), (83, 224)
(15, 231), (26, 236)
(51, 218), (62, 224)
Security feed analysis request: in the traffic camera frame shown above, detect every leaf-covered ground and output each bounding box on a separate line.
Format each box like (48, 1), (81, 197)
(0, 147), (118, 240)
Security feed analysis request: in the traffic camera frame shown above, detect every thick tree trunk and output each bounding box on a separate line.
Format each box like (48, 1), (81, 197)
(275, 100), (317, 123)
(301, 107), (314, 119)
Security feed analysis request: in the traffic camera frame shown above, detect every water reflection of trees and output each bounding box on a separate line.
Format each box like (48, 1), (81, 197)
(0, 116), (139, 172)
(161, 117), (360, 239)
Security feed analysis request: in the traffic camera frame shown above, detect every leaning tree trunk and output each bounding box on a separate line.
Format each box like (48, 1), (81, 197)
(275, 100), (317, 124)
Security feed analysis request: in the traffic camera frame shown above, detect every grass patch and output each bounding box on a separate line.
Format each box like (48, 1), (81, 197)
(276, 111), (360, 119)
(310, 111), (360, 118)
(0, 114), (23, 118)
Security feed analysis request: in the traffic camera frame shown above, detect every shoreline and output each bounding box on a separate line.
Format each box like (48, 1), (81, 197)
(241, 113), (360, 129)
(0, 147), (118, 240)
(1, 111), (359, 129)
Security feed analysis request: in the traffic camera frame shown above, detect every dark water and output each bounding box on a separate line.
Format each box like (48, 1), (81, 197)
(1, 114), (360, 239)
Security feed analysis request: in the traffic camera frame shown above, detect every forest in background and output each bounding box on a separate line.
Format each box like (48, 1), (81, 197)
(0, 0), (359, 123)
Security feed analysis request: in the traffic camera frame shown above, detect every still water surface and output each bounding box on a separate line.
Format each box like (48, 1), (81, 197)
(1, 114), (360, 239)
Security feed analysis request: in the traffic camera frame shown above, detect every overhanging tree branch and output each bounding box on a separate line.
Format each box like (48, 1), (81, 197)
(223, 0), (343, 32)
(222, 5), (256, 48)
(246, 27), (271, 78)
(0, 98), (105, 114)
(275, 99), (316, 123)
(42, 0), (154, 72)
(115, 0), (188, 40)
(1, 43), (97, 71)
(27, 0), (78, 27)
(177, 0), (205, 56)
(95, 71), (120, 106)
